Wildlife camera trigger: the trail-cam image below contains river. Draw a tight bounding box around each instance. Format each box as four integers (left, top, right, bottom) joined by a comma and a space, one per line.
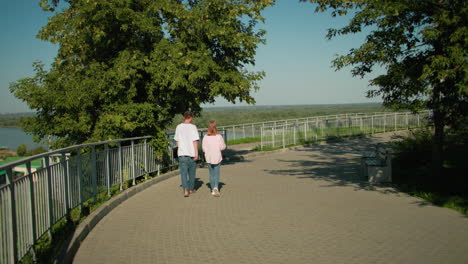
0, 127, 44, 151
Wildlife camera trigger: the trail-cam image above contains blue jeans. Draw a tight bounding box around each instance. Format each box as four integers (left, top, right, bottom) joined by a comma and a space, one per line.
208, 163, 220, 190
179, 156, 196, 190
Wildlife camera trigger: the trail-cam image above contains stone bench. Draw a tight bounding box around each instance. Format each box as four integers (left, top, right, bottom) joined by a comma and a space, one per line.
361, 143, 392, 183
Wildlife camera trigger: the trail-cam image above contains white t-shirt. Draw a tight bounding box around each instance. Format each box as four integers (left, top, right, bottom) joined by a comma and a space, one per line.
174, 123, 200, 157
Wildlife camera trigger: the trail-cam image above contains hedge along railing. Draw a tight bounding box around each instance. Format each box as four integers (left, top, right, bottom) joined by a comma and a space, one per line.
217, 111, 410, 141
0, 136, 177, 264
259, 111, 430, 149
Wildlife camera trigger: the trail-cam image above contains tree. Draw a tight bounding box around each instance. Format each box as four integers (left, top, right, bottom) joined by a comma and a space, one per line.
302, 0, 467, 176
10, 0, 274, 152
17, 144, 27, 157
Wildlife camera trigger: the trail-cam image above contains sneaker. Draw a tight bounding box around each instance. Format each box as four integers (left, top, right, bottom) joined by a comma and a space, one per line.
211, 190, 216, 196
213, 188, 220, 197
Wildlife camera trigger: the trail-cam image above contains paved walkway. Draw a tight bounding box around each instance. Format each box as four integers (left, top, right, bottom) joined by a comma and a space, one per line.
73, 132, 468, 264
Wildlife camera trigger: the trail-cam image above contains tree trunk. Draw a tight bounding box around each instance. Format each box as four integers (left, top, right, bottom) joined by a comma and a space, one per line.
432, 109, 445, 178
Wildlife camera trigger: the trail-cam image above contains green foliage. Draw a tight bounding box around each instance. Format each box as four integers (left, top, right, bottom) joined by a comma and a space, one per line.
303, 0, 467, 120
303, 0, 467, 177
17, 144, 27, 156
391, 129, 468, 215
11, 0, 274, 151
391, 128, 433, 168
26, 146, 48, 156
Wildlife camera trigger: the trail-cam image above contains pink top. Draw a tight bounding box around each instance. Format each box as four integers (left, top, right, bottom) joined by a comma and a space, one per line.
202, 134, 226, 164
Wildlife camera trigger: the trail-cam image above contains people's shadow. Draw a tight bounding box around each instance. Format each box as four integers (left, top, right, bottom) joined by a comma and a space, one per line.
194, 178, 204, 191
205, 182, 226, 191
181, 178, 205, 190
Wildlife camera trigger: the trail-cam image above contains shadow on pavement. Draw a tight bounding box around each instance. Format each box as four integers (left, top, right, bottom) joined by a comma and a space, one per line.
204, 182, 226, 191
263, 136, 400, 194
221, 148, 254, 165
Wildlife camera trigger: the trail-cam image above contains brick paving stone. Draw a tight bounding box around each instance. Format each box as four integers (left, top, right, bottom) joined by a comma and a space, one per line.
73, 132, 468, 264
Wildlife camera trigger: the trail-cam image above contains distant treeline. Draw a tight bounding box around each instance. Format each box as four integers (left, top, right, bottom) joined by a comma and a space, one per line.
1, 103, 389, 129
0, 112, 35, 128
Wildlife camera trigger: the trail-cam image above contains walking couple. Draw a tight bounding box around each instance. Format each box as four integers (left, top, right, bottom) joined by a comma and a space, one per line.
174, 111, 226, 197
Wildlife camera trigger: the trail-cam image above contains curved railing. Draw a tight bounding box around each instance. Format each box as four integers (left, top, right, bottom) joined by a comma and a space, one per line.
0, 136, 175, 264
258, 111, 430, 149
218, 111, 429, 142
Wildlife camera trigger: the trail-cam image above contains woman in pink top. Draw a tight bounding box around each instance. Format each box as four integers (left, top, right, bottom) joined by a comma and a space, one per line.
202, 121, 226, 197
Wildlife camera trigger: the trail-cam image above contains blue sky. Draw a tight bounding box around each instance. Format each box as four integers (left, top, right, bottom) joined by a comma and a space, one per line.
0, 0, 381, 114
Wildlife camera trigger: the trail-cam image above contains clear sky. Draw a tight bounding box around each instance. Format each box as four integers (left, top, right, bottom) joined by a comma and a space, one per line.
0, 0, 381, 114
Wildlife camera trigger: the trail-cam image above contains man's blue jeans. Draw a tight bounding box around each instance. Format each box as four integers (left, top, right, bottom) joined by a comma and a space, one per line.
208, 163, 220, 190
178, 156, 196, 190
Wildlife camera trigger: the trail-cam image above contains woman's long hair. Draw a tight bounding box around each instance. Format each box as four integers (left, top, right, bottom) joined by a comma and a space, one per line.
207, 120, 218, 136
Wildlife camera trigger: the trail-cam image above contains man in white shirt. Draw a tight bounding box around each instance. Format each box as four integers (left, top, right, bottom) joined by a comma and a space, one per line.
174, 111, 200, 197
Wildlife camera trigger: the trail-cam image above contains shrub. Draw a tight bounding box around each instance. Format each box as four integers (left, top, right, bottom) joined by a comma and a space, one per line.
17, 144, 27, 156
391, 128, 433, 169
26, 146, 47, 156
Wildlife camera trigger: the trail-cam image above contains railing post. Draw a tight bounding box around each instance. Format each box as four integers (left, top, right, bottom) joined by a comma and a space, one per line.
394, 113, 397, 131
232, 126, 236, 140
61, 153, 70, 219
336, 118, 339, 137
44, 157, 54, 239
417, 113, 420, 126
320, 119, 323, 138
282, 125, 285, 148
77, 150, 83, 210
242, 125, 245, 139
131, 140, 136, 186
304, 122, 307, 142
26, 162, 37, 252
144, 139, 148, 178
293, 125, 296, 145
383, 114, 386, 133
105, 144, 111, 197
260, 126, 263, 150
118, 143, 123, 191
371, 115, 374, 134
360, 116, 363, 132
272, 127, 275, 148
406, 112, 409, 128
91, 146, 97, 202
6, 168, 18, 263
252, 124, 254, 138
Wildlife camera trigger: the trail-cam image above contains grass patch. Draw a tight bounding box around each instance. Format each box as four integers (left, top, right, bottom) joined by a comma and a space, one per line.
227, 137, 261, 145
0, 156, 43, 167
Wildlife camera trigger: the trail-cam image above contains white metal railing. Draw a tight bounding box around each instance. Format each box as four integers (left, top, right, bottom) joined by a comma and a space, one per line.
218, 111, 411, 141
259, 111, 429, 149
0, 136, 177, 264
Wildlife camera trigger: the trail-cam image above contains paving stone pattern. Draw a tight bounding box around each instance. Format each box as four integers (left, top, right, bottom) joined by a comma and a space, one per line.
73, 133, 468, 264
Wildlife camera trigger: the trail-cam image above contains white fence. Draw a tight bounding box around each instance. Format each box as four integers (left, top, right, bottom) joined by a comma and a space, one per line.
218, 111, 417, 141
0, 136, 176, 264
259, 111, 429, 149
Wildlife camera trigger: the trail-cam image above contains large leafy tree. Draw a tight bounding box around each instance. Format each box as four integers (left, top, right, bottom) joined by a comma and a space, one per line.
302, 0, 467, 176
11, 0, 273, 150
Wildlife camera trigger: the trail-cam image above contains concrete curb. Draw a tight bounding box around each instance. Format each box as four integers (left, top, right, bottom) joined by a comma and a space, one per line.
54, 170, 180, 264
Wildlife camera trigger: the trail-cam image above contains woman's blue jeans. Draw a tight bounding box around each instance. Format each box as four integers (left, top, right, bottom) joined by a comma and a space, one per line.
178, 156, 196, 190
208, 163, 220, 190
